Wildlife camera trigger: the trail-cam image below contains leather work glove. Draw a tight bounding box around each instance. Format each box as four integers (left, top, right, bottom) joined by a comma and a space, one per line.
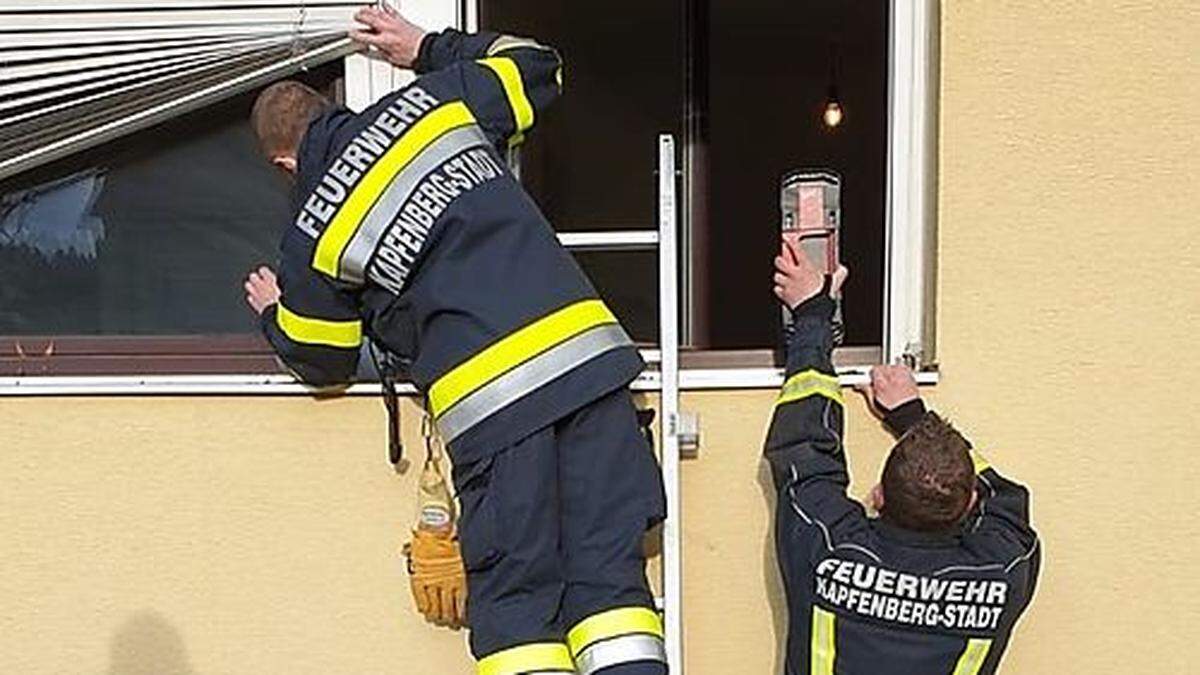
403, 529, 467, 628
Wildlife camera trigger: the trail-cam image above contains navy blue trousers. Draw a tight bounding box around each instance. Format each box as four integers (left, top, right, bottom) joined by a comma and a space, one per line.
453, 388, 668, 674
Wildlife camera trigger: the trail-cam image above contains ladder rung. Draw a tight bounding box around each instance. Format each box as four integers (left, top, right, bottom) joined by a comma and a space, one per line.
556, 230, 660, 251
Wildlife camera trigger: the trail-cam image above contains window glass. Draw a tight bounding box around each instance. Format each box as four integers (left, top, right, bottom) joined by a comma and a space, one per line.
0, 64, 342, 337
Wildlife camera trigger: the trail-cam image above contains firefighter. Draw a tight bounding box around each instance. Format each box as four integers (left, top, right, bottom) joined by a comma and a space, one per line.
765, 239, 1040, 674
242, 6, 667, 674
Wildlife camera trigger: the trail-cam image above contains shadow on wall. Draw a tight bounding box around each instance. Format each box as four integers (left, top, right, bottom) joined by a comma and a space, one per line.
757, 460, 787, 675
108, 611, 196, 675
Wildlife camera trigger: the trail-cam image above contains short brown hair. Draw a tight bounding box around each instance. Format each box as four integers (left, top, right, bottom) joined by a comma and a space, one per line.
881, 412, 975, 532
250, 80, 330, 158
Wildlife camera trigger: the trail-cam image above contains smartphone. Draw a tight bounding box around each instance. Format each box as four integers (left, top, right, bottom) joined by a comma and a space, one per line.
780, 169, 844, 344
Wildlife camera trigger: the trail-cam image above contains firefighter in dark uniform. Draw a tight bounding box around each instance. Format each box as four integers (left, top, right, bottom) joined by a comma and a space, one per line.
765, 240, 1040, 674
242, 7, 667, 674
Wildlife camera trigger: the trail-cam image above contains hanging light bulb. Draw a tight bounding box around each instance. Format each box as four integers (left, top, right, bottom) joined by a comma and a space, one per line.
823, 88, 844, 128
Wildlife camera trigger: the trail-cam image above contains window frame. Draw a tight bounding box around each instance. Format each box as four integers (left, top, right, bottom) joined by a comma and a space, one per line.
0, 0, 938, 393
884, 0, 939, 369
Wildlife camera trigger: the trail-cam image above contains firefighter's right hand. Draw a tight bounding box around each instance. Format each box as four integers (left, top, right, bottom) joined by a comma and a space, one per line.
351, 4, 427, 69
773, 239, 849, 310
403, 529, 467, 629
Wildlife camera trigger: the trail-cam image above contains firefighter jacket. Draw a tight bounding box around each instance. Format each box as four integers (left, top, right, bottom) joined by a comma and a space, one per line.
763, 294, 1040, 675
260, 29, 643, 465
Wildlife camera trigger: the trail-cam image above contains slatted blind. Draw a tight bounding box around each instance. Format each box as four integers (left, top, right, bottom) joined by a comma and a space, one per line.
0, 1, 362, 180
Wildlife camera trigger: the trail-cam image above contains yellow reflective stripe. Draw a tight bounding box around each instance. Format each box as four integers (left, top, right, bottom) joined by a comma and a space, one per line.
971, 449, 991, 474
429, 299, 617, 417
311, 101, 475, 277
275, 304, 362, 349
810, 606, 836, 675
478, 642, 573, 675
567, 607, 664, 656
478, 57, 535, 135
777, 369, 843, 407
952, 638, 993, 675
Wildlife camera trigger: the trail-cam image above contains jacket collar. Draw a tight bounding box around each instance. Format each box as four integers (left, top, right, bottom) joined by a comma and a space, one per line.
872, 517, 964, 548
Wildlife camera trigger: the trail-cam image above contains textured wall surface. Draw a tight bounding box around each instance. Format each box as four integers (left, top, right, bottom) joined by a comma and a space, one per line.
3, 1, 1199, 673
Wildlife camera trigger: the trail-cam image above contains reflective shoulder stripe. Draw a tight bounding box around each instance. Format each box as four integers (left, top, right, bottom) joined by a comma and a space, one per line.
952, 638, 993, 675
573, 634, 666, 675
312, 101, 476, 278
777, 369, 843, 407
338, 124, 490, 286
429, 299, 618, 418
810, 605, 836, 675
477, 56, 535, 136
971, 449, 991, 474
275, 303, 362, 349
477, 642, 574, 675
485, 34, 548, 56
567, 606, 664, 656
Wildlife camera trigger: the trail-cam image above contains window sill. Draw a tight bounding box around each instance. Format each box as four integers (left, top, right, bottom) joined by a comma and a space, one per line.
0, 346, 938, 396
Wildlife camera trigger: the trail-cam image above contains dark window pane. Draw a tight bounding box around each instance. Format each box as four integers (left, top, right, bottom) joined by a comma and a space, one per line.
480, 1, 684, 231
705, 0, 888, 347
0, 97, 288, 335
0, 64, 342, 337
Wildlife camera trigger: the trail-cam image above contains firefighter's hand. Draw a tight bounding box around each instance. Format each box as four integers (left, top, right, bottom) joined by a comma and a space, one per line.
404, 529, 467, 629
244, 266, 281, 315
860, 364, 920, 414
351, 4, 427, 69
773, 238, 848, 309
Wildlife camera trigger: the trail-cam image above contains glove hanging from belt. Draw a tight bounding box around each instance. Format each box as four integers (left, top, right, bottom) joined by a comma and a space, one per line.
401, 411, 467, 629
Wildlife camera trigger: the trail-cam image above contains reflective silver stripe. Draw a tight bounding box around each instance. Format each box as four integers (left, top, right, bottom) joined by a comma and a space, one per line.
573, 634, 667, 675
486, 34, 548, 56
436, 323, 632, 442
339, 124, 489, 284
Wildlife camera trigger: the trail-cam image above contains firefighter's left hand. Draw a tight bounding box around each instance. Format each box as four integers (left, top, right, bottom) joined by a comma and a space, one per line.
862, 364, 920, 412
351, 4, 427, 69
244, 266, 281, 315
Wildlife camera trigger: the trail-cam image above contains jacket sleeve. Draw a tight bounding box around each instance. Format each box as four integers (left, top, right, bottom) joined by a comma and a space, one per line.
260, 228, 363, 388
970, 451, 1040, 557
415, 28, 562, 149
763, 293, 862, 547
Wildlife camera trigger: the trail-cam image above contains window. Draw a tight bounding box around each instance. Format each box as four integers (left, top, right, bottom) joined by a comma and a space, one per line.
1, 0, 939, 384
0, 63, 343, 376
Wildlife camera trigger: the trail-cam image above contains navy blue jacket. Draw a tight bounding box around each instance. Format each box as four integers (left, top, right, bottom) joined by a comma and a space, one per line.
764, 295, 1040, 674
261, 29, 643, 464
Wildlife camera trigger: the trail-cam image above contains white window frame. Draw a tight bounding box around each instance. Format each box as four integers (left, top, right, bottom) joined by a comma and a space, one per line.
885, 0, 939, 370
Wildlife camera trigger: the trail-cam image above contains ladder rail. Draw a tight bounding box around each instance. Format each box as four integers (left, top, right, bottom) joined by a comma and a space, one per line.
657, 133, 684, 673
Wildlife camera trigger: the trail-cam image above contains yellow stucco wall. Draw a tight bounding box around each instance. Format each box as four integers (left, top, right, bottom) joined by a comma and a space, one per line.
3, 1, 1199, 673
